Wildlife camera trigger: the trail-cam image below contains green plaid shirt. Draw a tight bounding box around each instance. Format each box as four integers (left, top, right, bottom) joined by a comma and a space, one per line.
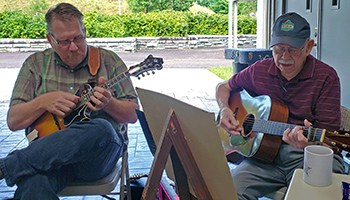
10, 46, 138, 135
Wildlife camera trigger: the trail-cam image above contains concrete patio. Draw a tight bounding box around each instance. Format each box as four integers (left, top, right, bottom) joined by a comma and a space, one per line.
0, 49, 226, 199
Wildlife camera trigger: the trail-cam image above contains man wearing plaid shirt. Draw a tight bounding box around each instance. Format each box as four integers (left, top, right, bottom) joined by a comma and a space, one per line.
0, 3, 139, 199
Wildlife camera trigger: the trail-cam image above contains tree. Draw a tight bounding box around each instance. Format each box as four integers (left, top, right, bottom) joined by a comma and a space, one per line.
209, 0, 228, 14
28, 0, 49, 15
196, 0, 256, 15
171, 0, 195, 11
237, 1, 257, 16
127, 0, 195, 13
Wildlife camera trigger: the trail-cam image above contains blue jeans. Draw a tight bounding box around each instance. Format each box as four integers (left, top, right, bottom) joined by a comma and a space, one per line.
0, 118, 124, 200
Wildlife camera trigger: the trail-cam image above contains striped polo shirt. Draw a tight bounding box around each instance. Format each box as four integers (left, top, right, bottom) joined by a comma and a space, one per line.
228, 55, 340, 131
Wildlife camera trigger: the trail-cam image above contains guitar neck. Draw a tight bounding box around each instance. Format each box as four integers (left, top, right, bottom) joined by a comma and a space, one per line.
74, 54, 163, 109
78, 72, 129, 108
102, 72, 129, 90
252, 118, 326, 142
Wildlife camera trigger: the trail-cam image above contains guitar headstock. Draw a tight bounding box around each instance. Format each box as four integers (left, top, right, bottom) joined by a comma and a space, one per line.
128, 55, 163, 79
314, 130, 350, 152
323, 136, 350, 153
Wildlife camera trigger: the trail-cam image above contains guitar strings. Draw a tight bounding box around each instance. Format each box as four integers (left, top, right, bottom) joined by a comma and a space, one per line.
232, 117, 324, 139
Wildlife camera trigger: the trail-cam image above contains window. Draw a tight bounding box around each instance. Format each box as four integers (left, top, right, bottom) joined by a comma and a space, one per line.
332, 0, 340, 9
306, 0, 312, 12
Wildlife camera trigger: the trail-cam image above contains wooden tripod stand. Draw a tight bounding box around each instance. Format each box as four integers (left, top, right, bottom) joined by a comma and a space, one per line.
141, 111, 212, 199
136, 87, 237, 200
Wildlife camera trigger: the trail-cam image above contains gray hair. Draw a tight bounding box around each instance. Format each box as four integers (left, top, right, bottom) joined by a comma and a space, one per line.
45, 3, 84, 33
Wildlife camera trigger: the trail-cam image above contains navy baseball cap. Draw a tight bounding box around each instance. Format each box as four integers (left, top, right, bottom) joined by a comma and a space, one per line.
270, 12, 310, 48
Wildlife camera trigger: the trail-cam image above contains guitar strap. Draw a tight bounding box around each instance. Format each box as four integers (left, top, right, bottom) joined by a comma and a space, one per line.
88, 46, 101, 76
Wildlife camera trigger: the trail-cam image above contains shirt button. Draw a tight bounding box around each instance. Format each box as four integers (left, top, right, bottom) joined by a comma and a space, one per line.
70, 87, 74, 90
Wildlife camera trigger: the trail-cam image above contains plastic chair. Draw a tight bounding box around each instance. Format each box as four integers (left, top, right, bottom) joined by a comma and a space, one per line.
59, 142, 131, 200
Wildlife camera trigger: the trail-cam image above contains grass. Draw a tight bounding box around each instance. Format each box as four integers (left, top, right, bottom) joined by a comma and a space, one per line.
208, 66, 233, 80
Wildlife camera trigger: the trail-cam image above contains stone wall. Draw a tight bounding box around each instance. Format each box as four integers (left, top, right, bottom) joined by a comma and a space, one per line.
0, 35, 257, 52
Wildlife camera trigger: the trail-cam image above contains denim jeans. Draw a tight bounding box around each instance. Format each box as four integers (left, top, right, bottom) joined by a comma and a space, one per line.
0, 118, 124, 200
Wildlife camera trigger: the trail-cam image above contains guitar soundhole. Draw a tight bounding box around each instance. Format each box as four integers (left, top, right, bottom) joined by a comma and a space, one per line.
242, 114, 254, 137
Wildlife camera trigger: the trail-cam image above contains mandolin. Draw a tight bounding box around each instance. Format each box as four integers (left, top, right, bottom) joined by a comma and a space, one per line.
26, 55, 163, 142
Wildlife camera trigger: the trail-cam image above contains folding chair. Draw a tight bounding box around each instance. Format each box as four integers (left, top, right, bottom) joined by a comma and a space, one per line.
59, 141, 131, 200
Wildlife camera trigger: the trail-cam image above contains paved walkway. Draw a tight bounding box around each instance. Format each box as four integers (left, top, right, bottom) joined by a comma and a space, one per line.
0, 49, 225, 199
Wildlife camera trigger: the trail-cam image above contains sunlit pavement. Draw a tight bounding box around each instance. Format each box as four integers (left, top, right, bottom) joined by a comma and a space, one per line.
0, 66, 223, 199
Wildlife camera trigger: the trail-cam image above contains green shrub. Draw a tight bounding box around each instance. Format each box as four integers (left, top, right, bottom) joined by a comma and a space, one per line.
0, 11, 46, 38
238, 15, 256, 34
0, 10, 256, 38
84, 12, 127, 38
121, 10, 190, 37
187, 12, 228, 35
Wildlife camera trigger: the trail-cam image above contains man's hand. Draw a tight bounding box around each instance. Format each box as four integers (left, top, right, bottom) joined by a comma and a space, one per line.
219, 107, 242, 136
282, 119, 312, 149
43, 91, 80, 118
87, 76, 113, 111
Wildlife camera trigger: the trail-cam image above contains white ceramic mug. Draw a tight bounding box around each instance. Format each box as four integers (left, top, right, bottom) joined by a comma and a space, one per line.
303, 145, 333, 187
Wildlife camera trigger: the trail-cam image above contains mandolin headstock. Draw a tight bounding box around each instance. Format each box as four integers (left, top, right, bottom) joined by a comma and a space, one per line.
128, 55, 163, 79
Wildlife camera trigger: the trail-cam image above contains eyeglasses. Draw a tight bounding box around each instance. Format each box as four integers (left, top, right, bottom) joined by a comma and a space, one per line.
273, 41, 308, 57
50, 33, 85, 48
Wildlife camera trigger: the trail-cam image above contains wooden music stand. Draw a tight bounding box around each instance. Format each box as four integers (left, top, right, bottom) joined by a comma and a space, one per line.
142, 110, 212, 199
136, 87, 237, 200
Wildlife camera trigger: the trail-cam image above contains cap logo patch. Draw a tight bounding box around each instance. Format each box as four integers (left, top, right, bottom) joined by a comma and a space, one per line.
281, 20, 294, 31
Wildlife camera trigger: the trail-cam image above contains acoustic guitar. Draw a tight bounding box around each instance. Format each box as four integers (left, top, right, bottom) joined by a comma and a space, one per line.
26, 55, 163, 142
218, 90, 350, 163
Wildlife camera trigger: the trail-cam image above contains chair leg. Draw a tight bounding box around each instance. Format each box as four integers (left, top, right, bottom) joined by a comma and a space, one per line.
119, 150, 131, 200
125, 158, 131, 200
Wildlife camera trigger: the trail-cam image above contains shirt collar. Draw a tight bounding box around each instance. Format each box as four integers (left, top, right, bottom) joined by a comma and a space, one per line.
54, 51, 89, 71
268, 55, 315, 81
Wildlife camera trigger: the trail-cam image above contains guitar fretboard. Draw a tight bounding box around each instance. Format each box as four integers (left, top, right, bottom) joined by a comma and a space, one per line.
77, 72, 129, 108
252, 119, 325, 142
71, 54, 163, 110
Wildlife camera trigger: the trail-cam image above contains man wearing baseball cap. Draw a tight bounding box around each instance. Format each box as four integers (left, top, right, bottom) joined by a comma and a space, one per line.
270, 12, 311, 49
216, 12, 343, 199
